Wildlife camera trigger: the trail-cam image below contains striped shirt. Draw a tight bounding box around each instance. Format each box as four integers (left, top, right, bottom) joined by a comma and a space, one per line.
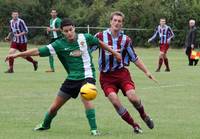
149, 25, 174, 44
95, 29, 138, 73
9, 18, 28, 43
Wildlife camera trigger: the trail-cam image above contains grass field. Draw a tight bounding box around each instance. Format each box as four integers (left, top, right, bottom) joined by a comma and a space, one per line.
0, 42, 200, 139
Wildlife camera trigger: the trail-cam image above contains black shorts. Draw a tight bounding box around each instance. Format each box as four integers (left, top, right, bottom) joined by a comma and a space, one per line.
59, 78, 96, 99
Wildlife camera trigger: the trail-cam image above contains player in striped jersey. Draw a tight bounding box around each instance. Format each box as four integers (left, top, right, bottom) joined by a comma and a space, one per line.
148, 18, 174, 72
94, 11, 157, 134
5, 18, 121, 136
4, 11, 38, 73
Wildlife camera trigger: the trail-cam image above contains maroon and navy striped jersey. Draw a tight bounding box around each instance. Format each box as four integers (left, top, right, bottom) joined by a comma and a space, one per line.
9, 18, 28, 43
95, 29, 138, 73
149, 25, 174, 44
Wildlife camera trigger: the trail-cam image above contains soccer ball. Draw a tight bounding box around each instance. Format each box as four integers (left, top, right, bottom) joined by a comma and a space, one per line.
80, 83, 97, 100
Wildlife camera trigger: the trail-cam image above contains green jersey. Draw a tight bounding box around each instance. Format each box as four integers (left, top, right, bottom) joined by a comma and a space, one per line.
38, 33, 99, 80
49, 17, 62, 39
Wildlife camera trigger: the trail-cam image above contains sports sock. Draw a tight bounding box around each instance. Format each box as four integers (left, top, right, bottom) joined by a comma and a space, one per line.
158, 58, 163, 70
9, 58, 14, 71
133, 101, 147, 120
42, 112, 57, 128
85, 109, 97, 130
25, 56, 35, 63
117, 106, 137, 128
164, 58, 170, 69
49, 56, 55, 71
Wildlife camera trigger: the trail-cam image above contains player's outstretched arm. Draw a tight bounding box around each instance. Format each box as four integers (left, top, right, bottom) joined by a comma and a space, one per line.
5, 48, 39, 61
99, 40, 122, 62
134, 57, 158, 83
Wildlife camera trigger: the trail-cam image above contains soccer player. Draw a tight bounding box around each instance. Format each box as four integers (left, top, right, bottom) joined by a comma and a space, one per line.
4, 10, 38, 73
148, 18, 174, 72
185, 19, 199, 66
94, 11, 157, 134
5, 18, 121, 136
46, 9, 62, 72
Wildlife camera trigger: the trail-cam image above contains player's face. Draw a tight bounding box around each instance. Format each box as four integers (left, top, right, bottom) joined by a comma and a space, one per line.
189, 20, 195, 27
12, 12, 19, 20
110, 15, 123, 32
160, 19, 166, 27
62, 25, 76, 41
51, 10, 57, 18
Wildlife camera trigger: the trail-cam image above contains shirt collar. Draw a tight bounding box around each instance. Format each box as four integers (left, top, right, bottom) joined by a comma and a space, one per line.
106, 28, 124, 37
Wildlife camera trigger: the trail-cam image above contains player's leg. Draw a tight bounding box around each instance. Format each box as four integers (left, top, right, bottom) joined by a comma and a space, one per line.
100, 70, 142, 133
5, 47, 17, 73
107, 92, 142, 133
156, 52, 164, 72
80, 78, 99, 135
163, 54, 170, 71
125, 89, 154, 129
19, 43, 38, 71
34, 92, 71, 130
48, 56, 55, 72
81, 98, 100, 136
119, 68, 154, 129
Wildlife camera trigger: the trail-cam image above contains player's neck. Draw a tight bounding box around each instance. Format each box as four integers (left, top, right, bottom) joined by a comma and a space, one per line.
160, 25, 166, 28
13, 18, 18, 21
67, 33, 77, 42
111, 30, 120, 38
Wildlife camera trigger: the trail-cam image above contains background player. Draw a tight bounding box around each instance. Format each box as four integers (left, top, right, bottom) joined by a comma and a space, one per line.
148, 18, 174, 72
4, 10, 38, 73
45, 9, 62, 72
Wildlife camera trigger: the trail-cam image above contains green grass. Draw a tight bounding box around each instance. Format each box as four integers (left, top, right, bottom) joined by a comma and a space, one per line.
0, 42, 200, 139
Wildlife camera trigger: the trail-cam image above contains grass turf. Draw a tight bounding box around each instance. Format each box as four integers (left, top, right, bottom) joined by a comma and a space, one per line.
0, 42, 200, 139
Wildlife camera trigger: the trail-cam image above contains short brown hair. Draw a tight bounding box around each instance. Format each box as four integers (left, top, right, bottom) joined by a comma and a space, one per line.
110, 11, 125, 21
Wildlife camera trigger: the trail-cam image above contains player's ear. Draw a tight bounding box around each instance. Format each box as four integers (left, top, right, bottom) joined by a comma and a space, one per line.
72, 26, 75, 32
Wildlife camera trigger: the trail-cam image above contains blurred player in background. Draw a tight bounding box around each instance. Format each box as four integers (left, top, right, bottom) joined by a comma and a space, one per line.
95, 11, 156, 134
5, 18, 121, 136
185, 19, 199, 66
4, 10, 38, 73
148, 18, 174, 72
46, 9, 62, 72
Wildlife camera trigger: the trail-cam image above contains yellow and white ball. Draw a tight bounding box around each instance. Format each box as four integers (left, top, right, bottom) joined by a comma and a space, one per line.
80, 83, 97, 100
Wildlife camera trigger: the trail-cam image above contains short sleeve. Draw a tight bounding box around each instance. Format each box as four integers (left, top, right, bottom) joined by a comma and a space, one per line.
85, 34, 100, 51
126, 38, 138, 62
38, 42, 57, 57
85, 33, 99, 46
56, 18, 62, 28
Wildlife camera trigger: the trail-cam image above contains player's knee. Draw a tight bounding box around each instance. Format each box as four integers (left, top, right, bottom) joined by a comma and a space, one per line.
84, 101, 94, 109
132, 99, 142, 109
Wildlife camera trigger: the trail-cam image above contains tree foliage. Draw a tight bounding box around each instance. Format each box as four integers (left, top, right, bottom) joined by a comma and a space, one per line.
0, 0, 200, 47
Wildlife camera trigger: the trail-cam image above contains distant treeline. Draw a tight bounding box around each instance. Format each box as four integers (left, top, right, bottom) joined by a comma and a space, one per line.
1, 0, 200, 47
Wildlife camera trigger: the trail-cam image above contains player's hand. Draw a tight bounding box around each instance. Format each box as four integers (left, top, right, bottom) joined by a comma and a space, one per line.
14, 34, 20, 37
145, 72, 158, 84
148, 39, 151, 43
5, 37, 10, 41
47, 27, 51, 32
115, 52, 122, 62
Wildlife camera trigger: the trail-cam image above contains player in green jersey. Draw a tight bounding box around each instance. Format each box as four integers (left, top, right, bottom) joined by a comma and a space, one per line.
46, 9, 62, 72
5, 18, 121, 136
